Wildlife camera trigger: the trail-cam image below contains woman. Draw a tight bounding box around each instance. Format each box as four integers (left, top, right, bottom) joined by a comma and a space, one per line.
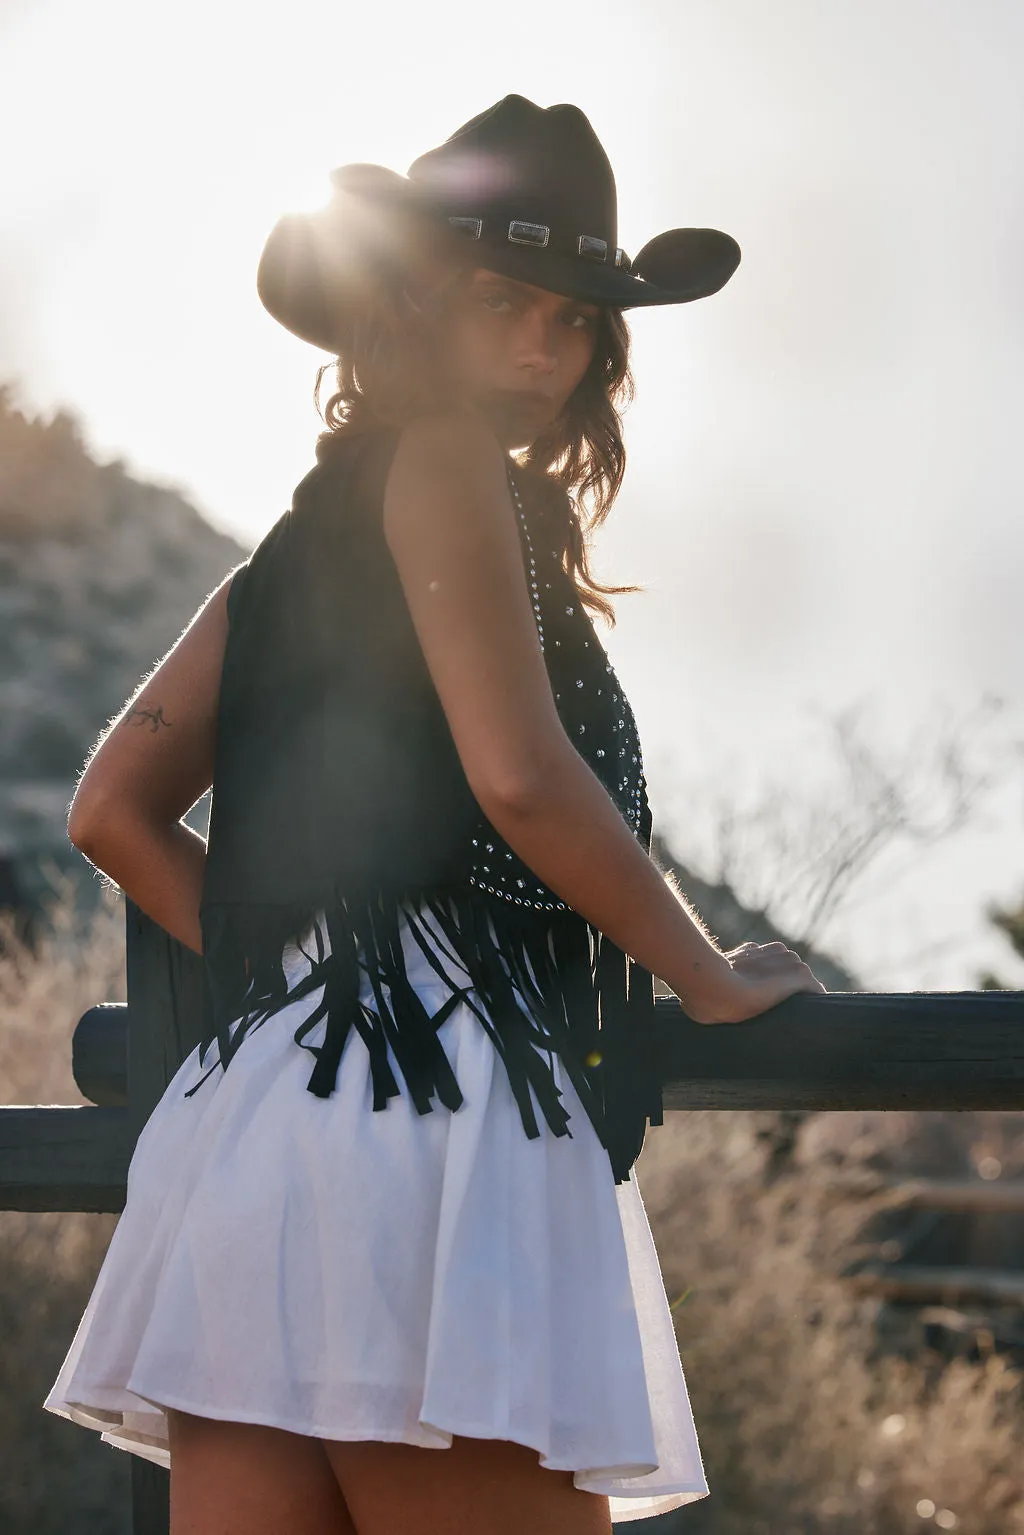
44, 96, 826, 1533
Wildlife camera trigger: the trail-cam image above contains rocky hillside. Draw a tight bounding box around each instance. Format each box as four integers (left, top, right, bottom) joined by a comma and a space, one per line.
0, 383, 248, 909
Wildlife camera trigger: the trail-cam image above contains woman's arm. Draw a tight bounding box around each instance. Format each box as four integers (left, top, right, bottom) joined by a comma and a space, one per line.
381, 414, 740, 1020
383, 413, 824, 1024
67, 565, 243, 954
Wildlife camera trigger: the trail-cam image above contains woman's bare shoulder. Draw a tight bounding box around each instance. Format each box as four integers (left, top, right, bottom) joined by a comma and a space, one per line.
382, 410, 510, 544
379, 413, 563, 808
389, 409, 506, 475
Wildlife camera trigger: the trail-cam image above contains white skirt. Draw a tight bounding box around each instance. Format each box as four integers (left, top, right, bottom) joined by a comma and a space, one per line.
43, 900, 709, 1524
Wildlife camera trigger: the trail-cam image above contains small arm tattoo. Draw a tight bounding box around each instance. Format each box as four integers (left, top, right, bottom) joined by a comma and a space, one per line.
123, 703, 172, 732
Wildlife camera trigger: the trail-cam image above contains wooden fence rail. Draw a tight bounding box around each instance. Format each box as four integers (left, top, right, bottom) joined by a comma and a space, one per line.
829, 1175, 1024, 1215
846, 1264, 1024, 1306
3, 901, 1024, 1532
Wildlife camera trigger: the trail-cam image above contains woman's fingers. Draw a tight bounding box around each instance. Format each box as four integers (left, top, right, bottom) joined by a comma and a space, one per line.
726, 941, 829, 994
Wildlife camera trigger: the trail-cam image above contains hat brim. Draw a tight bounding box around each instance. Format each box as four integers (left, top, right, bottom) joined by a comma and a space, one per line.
257, 162, 741, 352
449, 230, 741, 310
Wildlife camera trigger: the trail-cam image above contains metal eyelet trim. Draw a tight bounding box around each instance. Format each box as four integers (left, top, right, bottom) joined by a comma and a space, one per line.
448, 216, 482, 238
503, 463, 567, 911
468, 462, 649, 913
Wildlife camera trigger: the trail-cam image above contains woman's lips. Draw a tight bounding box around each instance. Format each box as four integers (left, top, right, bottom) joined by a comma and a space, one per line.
484, 389, 554, 421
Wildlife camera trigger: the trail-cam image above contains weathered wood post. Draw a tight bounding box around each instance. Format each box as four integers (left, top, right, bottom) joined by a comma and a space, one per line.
123, 899, 206, 1534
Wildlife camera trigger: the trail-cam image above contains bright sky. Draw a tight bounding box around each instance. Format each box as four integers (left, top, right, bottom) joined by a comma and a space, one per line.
3, 0, 1024, 989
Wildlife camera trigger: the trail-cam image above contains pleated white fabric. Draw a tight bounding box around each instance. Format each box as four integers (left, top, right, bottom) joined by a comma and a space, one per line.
43, 901, 709, 1523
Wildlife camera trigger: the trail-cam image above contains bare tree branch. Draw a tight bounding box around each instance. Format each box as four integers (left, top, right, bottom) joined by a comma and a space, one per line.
651, 692, 1018, 954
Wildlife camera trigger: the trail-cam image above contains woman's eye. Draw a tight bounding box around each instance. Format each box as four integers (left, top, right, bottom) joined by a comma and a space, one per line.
480, 293, 514, 314
565, 310, 597, 330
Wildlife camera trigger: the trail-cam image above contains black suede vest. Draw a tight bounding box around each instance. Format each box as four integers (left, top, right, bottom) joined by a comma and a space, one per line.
189, 424, 664, 1183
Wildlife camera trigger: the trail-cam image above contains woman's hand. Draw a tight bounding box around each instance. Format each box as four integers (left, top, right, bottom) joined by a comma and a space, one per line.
692, 941, 828, 1025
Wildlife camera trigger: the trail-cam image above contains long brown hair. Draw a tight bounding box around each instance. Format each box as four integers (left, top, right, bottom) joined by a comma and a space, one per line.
313, 244, 641, 626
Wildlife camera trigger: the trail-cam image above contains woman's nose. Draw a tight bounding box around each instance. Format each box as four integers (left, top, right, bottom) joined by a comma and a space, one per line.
515, 310, 558, 373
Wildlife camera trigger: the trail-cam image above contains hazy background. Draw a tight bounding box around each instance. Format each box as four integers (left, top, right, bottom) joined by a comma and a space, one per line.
2, 0, 1023, 990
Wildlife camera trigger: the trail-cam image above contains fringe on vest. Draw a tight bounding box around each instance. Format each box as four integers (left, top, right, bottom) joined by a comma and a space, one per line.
186, 888, 665, 1185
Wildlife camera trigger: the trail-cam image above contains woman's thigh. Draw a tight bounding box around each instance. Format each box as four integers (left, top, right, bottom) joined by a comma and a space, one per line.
167, 1407, 357, 1535
322, 1432, 613, 1535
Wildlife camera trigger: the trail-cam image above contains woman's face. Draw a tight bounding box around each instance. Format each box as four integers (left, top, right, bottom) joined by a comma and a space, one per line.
440, 267, 602, 449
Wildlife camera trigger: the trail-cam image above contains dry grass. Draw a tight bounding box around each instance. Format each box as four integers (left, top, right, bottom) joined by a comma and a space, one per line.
636, 1110, 1024, 1533
0, 875, 126, 1108
2, 888, 1023, 1531
0, 885, 130, 1533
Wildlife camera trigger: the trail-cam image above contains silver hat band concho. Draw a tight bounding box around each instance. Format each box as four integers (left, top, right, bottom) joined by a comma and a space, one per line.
448, 215, 631, 271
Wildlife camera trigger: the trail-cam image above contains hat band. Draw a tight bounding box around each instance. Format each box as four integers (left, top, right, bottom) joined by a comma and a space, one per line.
448, 215, 632, 272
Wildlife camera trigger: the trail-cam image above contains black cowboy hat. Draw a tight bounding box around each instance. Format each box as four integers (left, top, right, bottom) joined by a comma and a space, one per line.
257, 94, 741, 353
